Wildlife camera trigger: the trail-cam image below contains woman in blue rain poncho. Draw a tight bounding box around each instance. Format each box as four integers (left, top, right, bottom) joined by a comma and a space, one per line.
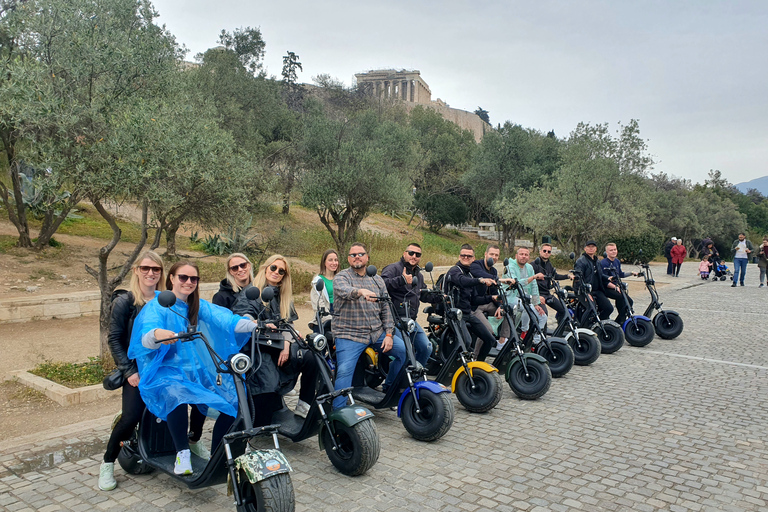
128, 261, 256, 476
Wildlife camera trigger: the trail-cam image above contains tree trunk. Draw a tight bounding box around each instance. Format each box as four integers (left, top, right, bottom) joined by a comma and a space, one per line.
282, 192, 290, 215
33, 194, 80, 250
0, 160, 33, 248
165, 218, 182, 258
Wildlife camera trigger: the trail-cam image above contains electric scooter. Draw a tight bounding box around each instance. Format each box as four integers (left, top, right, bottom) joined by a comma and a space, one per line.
603, 265, 655, 347
421, 263, 504, 413
347, 265, 454, 442
637, 260, 684, 339
116, 291, 295, 512
243, 286, 380, 477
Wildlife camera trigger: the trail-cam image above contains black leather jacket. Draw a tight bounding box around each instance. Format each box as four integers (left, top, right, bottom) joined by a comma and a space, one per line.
108, 291, 140, 379
531, 257, 569, 297
574, 253, 610, 293
445, 262, 482, 314
381, 257, 426, 320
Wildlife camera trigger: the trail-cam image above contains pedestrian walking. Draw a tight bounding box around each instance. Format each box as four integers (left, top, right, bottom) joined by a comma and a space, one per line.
671, 238, 687, 277
731, 232, 754, 287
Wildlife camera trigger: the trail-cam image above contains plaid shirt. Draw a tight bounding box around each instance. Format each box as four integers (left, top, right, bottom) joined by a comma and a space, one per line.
332, 267, 393, 344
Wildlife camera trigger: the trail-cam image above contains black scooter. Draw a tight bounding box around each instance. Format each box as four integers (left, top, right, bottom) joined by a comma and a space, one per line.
421, 263, 504, 413
638, 261, 684, 339
603, 265, 655, 347
567, 263, 625, 354
545, 267, 601, 366
348, 265, 454, 442
242, 286, 380, 477
491, 276, 552, 400
116, 291, 295, 512
503, 263, 575, 378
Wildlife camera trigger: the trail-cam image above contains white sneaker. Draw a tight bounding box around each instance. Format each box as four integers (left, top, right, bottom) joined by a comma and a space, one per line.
495, 340, 506, 350
174, 449, 193, 475
98, 462, 117, 491
189, 439, 210, 460
286, 388, 298, 397
294, 400, 311, 419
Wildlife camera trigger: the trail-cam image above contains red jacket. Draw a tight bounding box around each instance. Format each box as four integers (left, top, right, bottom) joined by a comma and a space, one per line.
671, 244, 687, 264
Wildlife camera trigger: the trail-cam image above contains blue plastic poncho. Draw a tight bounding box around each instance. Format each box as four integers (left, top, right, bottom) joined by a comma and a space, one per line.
128, 294, 250, 421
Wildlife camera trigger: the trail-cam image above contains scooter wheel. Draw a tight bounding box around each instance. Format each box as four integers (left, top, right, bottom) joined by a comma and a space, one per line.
653, 312, 684, 339
507, 358, 551, 400
117, 442, 154, 475
570, 332, 601, 366
454, 369, 503, 413
536, 342, 574, 378
401, 390, 454, 442
593, 322, 624, 354
624, 318, 655, 347
237, 471, 295, 512
322, 419, 380, 476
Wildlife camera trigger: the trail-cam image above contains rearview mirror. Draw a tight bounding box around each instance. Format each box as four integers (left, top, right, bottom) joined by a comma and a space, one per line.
315, 279, 325, 292
245, 287, 260, 301
366, 265, 377, 277
486, 257, 495, 269
261, 286, 275, 302
425, 262, 433, 272
158, 290, 176, 308
569, 252, 575, 260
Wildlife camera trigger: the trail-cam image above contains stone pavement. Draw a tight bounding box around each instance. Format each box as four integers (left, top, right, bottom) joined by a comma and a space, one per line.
1, 263, 767, 511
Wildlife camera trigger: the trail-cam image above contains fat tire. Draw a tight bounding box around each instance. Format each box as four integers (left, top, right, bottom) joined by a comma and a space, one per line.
570, 332, 601, 366
237, 472, 295, 512
653, 312, 684, 339
400, 390, 454, 442
535, 342, 574, 378
593, 322, 624, 354
624, 318, 655, 347
454, 369, 503, 413
507, 358, 552, 400
322, 420, 379, 476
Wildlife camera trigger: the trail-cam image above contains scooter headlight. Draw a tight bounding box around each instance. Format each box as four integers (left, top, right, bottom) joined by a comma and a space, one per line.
585, 283, 592, 293
406, 319, 416, 334
230, 353, 252, 374
310, 333, 328, 351
455, 309, 463, 321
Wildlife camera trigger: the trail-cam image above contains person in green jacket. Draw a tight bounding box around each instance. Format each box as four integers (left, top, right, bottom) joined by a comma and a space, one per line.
499, 247, 547, 347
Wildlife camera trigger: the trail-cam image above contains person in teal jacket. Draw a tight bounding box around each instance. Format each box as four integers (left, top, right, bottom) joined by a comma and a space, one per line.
499, 247, 547, 347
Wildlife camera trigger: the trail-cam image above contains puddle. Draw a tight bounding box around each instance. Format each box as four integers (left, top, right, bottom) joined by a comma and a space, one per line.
0, 438, 107, 478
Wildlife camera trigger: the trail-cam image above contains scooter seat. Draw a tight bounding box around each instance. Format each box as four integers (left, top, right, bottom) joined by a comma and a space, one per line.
427, 314, 445, 325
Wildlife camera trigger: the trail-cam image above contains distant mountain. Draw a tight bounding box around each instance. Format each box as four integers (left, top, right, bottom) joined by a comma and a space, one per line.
735, 176, 768, 196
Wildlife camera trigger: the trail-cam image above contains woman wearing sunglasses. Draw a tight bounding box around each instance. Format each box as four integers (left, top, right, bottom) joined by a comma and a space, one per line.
310, 249, 338, 330
212, 253, 254, 310
128, 261, 256, 476
99, 251, 165, 491
233, 255, 319, 424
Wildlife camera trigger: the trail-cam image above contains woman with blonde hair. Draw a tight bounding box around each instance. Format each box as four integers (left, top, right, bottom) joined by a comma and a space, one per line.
212, 253, 254, 309
99, 251, 165, 491
234, 254, 319, 423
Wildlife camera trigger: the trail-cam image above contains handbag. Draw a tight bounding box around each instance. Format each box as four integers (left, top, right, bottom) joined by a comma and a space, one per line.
253, 330, 285, 352
103, 368, 125, 391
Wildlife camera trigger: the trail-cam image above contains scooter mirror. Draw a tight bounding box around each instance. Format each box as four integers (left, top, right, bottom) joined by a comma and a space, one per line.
245, 286, 260, 301
366, 265, 377, 277
603, 251, 607, 258
569, 252, 575, 260
315, 279, 325, 292
261, 286, 275, 302
503, 258, 510, 266
425, 262, 434, 272
486, 257, 495, 268
158, 290, 177, 308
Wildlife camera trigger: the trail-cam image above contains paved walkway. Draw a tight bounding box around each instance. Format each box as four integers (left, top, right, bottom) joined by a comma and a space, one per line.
1, 263, 767, 511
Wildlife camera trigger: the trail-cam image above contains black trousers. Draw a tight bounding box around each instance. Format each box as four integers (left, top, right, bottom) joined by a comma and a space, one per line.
104, 381, 145, 463
167, 404, 234, 454
542, 295, 566, 323
666, 257, 674, 275
604, 288, 633, 324
462, 313, 498, 362
590, 290, 614, 321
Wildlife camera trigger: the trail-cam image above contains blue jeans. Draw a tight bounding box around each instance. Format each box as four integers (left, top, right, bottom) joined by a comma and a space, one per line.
408, 323, 432, 366
333, 332, 407, 409
733, 257, 748, 284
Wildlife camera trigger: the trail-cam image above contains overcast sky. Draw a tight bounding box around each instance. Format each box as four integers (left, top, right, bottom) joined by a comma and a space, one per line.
151, 0, 767, 186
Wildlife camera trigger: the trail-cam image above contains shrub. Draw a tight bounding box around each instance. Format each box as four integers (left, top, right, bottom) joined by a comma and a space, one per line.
415, 192, 469, 233
609, 228, 664, 264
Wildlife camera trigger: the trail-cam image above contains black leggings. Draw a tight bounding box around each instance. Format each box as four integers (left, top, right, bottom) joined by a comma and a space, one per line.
673, 263, 682, 276
104, 381, 145, 463
166, 404, 235, 454
462, 314, 498, 362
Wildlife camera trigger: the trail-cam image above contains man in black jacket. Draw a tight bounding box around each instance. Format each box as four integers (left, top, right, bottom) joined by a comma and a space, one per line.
664, 237, 676, 275
574, 240, 618, 320
445, 244, 498, 361
531, 243, 573, 324
381, 243, 430, 365
469, 244, 502, 358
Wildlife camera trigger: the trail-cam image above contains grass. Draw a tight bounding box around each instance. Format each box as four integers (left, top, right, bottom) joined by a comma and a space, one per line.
0, 234, 16, 253
29, 268, 60, 281
29, 357, 106, 388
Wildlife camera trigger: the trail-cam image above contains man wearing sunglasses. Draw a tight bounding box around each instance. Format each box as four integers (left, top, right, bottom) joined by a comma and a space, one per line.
445, 244, 499, 362
381, 243, 431, 366
332, 242, 407, 409
468, 244, 504, 359
531, 243, 573, 325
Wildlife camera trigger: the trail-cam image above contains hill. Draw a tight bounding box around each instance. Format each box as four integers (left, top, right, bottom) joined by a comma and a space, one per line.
735, 176, 768, 196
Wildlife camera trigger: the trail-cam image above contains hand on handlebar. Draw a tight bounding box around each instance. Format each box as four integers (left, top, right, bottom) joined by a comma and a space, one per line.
154, 328, 179, 344
358, 288, 378, 302
534, 273, 545, 280
480, 278, 496, 286
499, 277, 516, 285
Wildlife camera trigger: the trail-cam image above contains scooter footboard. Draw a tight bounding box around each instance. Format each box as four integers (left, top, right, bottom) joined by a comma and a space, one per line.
449, 361, 498, 392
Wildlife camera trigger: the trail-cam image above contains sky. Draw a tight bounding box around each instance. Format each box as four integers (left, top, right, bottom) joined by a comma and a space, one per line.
150, 0, 768, 186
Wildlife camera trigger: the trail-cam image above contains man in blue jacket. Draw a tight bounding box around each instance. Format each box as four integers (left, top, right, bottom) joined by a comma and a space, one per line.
600, 243, 637, 325
574, 240, 617, 320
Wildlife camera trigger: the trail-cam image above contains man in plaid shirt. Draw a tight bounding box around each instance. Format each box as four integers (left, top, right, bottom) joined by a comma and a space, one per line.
332, 242, 407, 409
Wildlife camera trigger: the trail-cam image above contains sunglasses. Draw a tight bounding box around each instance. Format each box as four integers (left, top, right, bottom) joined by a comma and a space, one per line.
541, 250, 551, 254
407, 250, 422, 257
269, 264, 286, 276
176, 274, 199, 284
459, 254, 474, 259
138, 265, 162, 274
229, 261, 249, 272
349, 252, 366, 258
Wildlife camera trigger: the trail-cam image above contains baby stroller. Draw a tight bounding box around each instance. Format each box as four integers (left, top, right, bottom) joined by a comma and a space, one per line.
711, 259, 731, 281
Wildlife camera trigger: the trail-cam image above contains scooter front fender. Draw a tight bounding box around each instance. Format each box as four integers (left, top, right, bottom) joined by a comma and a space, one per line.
545, 336, 570, 346
231, 449, 292, 485
364, 346, 378, 365
622, 315, 652, 330
450, 361, 498, 392
506, 353, 548, 380
574, 327, 597, 337
396, 380, 450, 417
318, 405, 375, 450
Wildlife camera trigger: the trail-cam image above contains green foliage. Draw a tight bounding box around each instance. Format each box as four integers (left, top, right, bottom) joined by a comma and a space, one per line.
194, 218, 261, 257
291, 268, 314, 294
415, 192, 468, 232
0, 234, 17, 253
30, 357, 106, 388
608, 228, 664, 264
